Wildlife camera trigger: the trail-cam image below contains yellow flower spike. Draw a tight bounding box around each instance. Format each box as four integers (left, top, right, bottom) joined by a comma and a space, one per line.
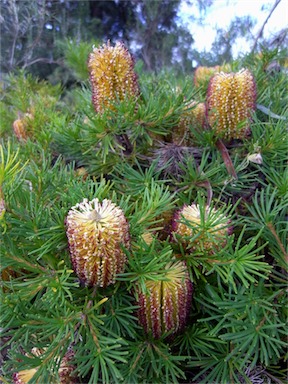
13, 347, 77, 384
206, 69, 256, 141
172, 204, 232, 254
194, 64, 231, 88
66, 198, 130, 287
13, 368, 39, 384
12, 113, 34, 142
140, 232, 154, 245
88, 41, 139, 114
137, 261, 193, 339
172, 101, 206, 145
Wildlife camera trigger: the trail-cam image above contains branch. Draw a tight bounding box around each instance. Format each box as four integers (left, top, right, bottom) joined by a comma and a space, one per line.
8, 0, 20, 71
22, 57, 64, 69
251, 0, 282, 53
23, 0, 47, 67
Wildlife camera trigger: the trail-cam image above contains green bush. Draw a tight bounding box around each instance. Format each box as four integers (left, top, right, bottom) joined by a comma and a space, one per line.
0, 44, 287, 384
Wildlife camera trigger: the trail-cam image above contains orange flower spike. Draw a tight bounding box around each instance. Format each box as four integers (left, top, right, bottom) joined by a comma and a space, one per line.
137, 261, 193, 339
66, 198, 130, 287
88, 41, 139, 114
206, 69, 256, 141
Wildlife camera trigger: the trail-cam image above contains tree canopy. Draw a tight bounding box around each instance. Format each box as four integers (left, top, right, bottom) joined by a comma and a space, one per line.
0, 0, 287, 78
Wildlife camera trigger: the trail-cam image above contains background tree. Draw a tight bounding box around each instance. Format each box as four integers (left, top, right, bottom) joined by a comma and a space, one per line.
88, 0, 136, 42
0, 0, 198, 76
130, 0, 185, 71
0, 0, 94, 78
0, 0, 287, 79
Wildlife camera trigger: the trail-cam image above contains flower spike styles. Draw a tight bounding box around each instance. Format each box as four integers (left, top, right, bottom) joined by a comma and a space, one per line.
66, 198, 130, 287
172, 204, 232, 254
206, 69, 256, 141
13, 348, 77, 384
137, 261, 193, 339
172, 101, 206, 145
88, 41, 139, 114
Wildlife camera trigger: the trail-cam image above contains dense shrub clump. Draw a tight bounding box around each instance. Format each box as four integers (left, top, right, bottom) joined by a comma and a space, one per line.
0, 43, 287, 383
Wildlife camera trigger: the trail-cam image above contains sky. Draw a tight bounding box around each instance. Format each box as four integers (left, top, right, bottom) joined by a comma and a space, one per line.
178, 0, 288, 58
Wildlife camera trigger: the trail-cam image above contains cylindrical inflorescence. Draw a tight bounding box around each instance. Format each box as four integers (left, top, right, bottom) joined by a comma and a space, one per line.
12, 113, 33, 142
172, 204, 232, 254
13, 348, 77, 384
172, 101, 206, 145
194, 64, 231, 88
206, 68, 256, 141
66, 198, 130, 287
137, 261, 193, 339
88, 41, 139, 114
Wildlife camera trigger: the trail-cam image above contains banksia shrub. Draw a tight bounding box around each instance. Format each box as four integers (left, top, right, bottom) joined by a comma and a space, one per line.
1, 44, 287, 384
171, 204, 231, 254
13, 348, 76, 384
206, 68, 257, 141
136, 261, 193, 339
66, 198, 130, 287
88, 41, 139, 114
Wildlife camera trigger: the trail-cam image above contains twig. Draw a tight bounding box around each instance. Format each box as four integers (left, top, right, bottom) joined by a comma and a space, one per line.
8, 0, 20, 71
23, 0, 47, 67
251, 0, 282, 53
22, 57, 64, 69
266, 222, 288, 265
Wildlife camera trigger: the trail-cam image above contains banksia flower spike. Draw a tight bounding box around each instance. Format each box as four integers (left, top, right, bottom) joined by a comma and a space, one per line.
13, 367, 38, 384
172, 101, 206, 145
172, 204, 232, 254
66, 198, 129, 287
137, 261, 193, 339
12, 113, 33, 142
194, 64, 231, 88
206, 68, 257, 141
13, 348, 77, 384
88, 41, 139, 114
194, 66, 220, 88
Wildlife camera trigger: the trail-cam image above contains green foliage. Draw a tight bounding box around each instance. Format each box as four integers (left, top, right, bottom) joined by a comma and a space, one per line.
1, 47, 287, 384
0, 71, 62, 141
59, 39, 97, 82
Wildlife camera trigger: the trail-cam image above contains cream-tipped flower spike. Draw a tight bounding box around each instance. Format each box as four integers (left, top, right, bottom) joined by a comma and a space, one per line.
137, 261, 193, 339
194, 64, 231, 88
88, 41, 139, 114
172, 101, 206, 145
206, 68, 256, 141
172, 204, 231, 254
13, 348, 76, 384
12, 113, 33, 142
66, 198, 130, 287
13, 368, 38, 384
